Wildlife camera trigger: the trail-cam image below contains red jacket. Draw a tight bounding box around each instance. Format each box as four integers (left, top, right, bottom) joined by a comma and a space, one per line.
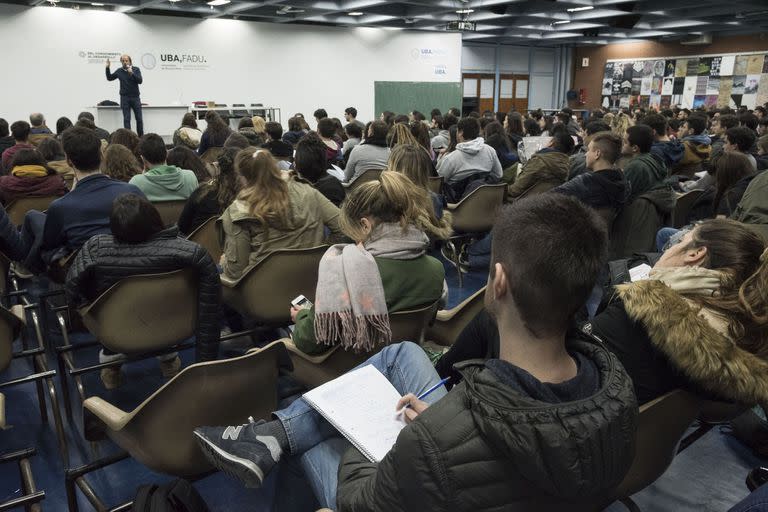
1, 143, 35, 173
0, 169, 67, 205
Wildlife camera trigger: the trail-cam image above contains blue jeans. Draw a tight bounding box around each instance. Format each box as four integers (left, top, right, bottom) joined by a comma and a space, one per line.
728, 483, 768, 512
656, 227, 680, 252
467, 233, 491, 270
120, 95, 143, 135
273, 342, 447, 510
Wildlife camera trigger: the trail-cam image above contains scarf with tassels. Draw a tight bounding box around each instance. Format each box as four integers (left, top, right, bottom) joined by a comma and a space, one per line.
11, 165, 48, 178
314, 222, 429, 352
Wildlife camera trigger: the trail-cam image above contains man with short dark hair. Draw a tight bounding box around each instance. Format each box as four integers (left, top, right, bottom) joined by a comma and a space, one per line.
558, 107, 580, 137
40, 127, 145, 263
1, 121, 34, 173
0, 119, 14, 157
724, 126, 758, 171
673, 114, 711, 177
77, 112, 110, 141
639, 113, 684, 171
344, 107, 365, 131
436, 116, 502, 189
261, 122, 294, 169
129, 133, 198, 201
313, 108, 328, 128
554, 132, 629, 213
28, 113, 52, 135
430, 113, 456, 153
622, 124, 667, 198
193, 194, 637, 511
568, 120, 610, 180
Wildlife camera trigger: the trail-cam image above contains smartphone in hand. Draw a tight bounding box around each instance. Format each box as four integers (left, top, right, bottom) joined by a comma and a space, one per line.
291, 295, 313, 310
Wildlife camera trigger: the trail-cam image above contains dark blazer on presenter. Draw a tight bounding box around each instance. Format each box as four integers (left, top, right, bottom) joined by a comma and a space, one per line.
105, 55, 144, 135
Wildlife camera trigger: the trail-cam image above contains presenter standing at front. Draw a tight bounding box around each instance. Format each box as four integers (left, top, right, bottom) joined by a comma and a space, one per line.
105, 55, 144, 135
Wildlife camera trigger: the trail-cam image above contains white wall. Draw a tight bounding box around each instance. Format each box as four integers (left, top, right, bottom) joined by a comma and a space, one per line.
0, 5, 461, 129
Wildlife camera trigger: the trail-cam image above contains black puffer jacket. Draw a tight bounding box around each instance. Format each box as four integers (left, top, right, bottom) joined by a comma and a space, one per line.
337, 340, 637, 512
65, 227, 221, 361
0, 205, 29, 261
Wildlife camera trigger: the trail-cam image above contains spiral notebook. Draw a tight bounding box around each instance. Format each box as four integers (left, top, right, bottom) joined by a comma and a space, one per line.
302, 365, 407, 463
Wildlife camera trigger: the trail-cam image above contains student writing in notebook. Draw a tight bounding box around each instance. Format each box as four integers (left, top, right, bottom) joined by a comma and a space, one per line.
194, 194, 638, 511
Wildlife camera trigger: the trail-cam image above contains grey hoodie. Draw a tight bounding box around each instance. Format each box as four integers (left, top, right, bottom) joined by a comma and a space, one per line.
436, 137, 502, 185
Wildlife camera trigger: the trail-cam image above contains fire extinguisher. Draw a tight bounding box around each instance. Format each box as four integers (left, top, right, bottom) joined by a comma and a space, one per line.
579, 88, 586, 105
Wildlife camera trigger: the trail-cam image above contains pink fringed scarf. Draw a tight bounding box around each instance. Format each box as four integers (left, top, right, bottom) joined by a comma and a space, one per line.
313, 223, 428, 352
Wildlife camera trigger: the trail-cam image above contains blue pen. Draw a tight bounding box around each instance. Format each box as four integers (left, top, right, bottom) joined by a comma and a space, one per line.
402, 377, 451, 410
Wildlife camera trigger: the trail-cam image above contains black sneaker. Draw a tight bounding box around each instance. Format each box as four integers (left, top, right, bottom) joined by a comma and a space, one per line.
194, 422, 282, 488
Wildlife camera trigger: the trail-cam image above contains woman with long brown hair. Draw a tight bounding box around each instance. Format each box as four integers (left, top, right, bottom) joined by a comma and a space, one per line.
290, 171, 446, 355
218, 148, 343, 280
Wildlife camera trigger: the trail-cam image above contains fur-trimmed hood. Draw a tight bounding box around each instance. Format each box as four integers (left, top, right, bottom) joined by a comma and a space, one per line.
616, 279, 768, 405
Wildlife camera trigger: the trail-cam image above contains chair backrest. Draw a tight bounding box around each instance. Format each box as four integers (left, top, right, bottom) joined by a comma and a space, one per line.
6, 196, 59, 226
450, 183, 507, 233
427, 286, 486, 347
427, 176, 444, 195
0, 306, 22, 373
389, 301, 440, 344
78, 269, 198, 354
187, 216, 221, 263
151, 200, 187, 228
345, 169, 382, 192
671, 190, 705, 228
611, 389, 700, 499
200, 147, 224, 164
595, 207, 617, 235
222, 246, 328, 325
97, 341, 282, 476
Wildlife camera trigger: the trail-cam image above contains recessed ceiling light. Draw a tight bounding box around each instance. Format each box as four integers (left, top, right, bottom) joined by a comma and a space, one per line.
206, 0, 229, 5
169, 0, 182, 3
456, 8, 474, 14
348, 11, 363, 16
552, 20, 571, 25
91, 2, 104, 5
567, 6, 594, 12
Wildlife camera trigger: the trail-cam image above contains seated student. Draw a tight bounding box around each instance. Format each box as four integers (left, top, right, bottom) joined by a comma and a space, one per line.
65, 194, 221, 388
282, 116, 307, 147
219, 148, 343, 281
589, 219, 768, 405
37, 137, 75, 182
640, 113, 684, 172
436, 116, 502, 196
177, 147, 239, 236
237, 117, 265, 147
344, 121, 390, 183
387, 143, 451, 228
430, 113, 456, 155
130, 134, 199, 201
552, 132, 629, 213
342, 122, 362, 156
194, 193, 637, 510
102, 144, 141, 183
709, 114, 739, 165
673, 114, 711, 177
40, 127, 145, 265
261, 122, 294, 170
0, 149, 67, 205
290, 172, 446, 355
316, 118, 342, 165
507, 127, 574, 201
504, 111, 525, 150
172, 113, 203, 150
1, 121, 35, 173
725, 126, 759, 171
622, 124, 668, 199
109, 128, 142, 166
484, 121, 518, 170
293, 133, 346, 207
757, 134, 768, 171
0, 119, 14, 156
0, 205, 30, 262
687, 152, 757, 221
167, 146, 210, 184
568, 120, 610, 180
408, 121, 435, 161
224, 132, 250, 150
198, 111, 232, 156
28, 113, 52, 136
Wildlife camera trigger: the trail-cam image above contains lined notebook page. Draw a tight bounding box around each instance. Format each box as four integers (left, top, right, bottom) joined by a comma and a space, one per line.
302, 365, 407, 462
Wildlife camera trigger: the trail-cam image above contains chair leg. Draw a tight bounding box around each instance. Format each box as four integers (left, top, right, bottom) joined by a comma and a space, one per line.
446, 240, 464, 288
34, 377, 48, 426
57, 350, 73, 420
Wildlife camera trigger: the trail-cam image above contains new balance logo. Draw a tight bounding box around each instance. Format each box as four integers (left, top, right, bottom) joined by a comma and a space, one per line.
222, 425, 243, 440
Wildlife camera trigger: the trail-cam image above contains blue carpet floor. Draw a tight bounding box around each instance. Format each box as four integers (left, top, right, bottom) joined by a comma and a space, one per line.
1, 252, 766, 511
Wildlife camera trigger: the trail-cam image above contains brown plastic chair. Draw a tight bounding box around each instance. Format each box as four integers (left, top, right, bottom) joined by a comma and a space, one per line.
605, 389, 700, 510
82, 341, 283, 477
5, 196, 59, 226
445, 183, 507, 286
426, 286, 486, 347
344, 169, 383, 192
151, 200, 187, 228
285, 301, 440, 389
222, 246, 327, 327
428, 176, 444, 194
200, 147, 224, 164
671, 190, 704, 228
187, 216, 221, 263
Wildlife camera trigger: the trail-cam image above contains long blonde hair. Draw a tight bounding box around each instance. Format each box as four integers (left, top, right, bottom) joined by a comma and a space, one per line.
340, 171, 451, 241
387, 123, 421, 148
235, 148, 290, 229
251, 116, 267, 135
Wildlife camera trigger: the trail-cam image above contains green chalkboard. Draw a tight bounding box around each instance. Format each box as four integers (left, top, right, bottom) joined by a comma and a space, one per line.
374, 81, 462, 117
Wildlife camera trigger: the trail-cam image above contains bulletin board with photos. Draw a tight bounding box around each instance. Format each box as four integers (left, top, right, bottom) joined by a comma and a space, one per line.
601, 52, 768, 111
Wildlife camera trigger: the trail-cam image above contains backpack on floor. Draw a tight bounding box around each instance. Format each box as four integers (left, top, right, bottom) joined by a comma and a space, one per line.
132, 479, 210, 512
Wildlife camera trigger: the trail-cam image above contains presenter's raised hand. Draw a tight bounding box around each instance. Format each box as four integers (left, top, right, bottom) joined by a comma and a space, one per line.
106, 58, 110, 67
